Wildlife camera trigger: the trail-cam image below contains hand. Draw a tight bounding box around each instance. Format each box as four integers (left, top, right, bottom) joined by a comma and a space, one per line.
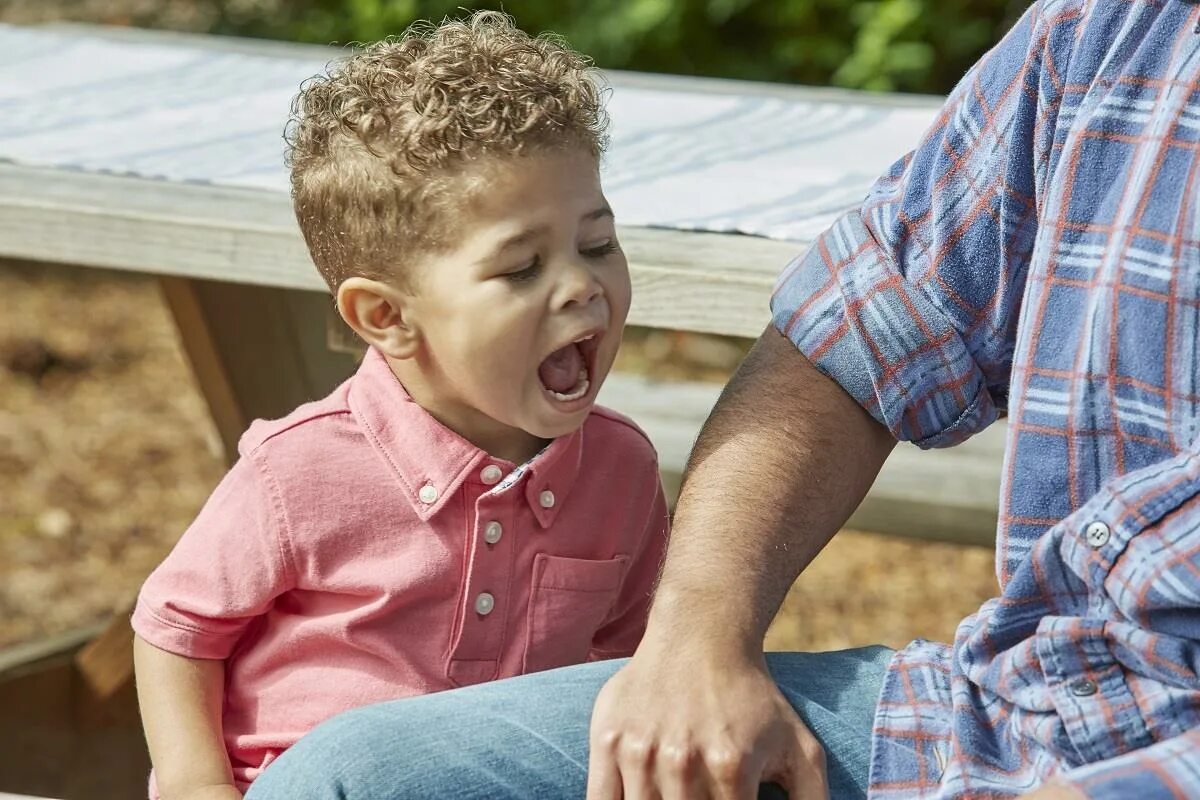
1021, 782, 1086, 800
587, 639, 827, 800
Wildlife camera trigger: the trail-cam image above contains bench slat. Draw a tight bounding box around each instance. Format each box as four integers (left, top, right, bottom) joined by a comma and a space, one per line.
0, 163, 799, 339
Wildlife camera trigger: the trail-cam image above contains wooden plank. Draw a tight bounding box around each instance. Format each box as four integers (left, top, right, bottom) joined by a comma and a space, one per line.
0, 626, 104, 679
73, 614, 134, 702
159, 278, 358, 454
159, 278, 250, 459
0, 163, 796, 340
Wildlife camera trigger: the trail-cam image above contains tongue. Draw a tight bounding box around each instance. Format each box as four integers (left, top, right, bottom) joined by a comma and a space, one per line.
539, 343, 583, 393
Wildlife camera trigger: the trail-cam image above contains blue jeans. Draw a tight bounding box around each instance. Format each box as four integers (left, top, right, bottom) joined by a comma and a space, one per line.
247, 646, 893, 800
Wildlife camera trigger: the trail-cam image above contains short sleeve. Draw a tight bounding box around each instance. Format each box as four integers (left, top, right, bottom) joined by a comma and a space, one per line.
771, 0, 1079, 448
132, 453, 295, 660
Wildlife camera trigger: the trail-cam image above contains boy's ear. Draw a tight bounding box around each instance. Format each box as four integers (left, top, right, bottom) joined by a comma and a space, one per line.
335, 277, 421, 359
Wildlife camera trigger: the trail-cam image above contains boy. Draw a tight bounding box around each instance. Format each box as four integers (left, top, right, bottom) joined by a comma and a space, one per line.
131, 12, 668, 799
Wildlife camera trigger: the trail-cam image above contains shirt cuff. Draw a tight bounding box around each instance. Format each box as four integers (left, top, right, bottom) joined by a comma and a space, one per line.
771, 209, 998, 448
131, 598, 242, 660
1063, 730, 1200, 800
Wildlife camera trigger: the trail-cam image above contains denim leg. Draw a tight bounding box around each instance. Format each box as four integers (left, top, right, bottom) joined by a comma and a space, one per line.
246, 646, 892, 800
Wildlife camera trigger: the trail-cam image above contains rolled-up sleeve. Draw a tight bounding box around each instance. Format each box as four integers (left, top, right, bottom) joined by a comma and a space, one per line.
772, 0, 1070, 448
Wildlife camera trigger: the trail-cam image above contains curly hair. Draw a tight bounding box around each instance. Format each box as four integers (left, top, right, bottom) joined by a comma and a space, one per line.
285, 11, 610, 291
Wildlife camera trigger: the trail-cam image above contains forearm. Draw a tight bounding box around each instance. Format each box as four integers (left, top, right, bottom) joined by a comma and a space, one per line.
134, 634, 237, 798
647, 325, 896, 655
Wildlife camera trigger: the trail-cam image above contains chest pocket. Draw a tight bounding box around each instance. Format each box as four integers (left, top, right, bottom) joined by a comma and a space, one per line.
522, 552, 628, 674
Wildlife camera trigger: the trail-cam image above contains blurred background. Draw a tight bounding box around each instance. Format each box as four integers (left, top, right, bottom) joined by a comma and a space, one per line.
0, 0, 1009, 661
2, 0, 1029, 93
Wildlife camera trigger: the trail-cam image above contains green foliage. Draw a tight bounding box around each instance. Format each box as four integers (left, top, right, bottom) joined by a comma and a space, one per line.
210, 0, 1031, 95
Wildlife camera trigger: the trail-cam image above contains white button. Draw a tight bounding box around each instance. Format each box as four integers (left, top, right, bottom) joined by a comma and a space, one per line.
480, 465, 503, 485
1085, 521, 1110, 548
483, 521, 503, 544
418, 484, 439, 504
474, 592, 495, 615
539, 490, 555, 509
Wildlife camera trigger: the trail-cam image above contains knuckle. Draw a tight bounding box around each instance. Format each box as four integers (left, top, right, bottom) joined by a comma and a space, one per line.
592, 727, 622, 752
619, 736, 655, 765
706, 747, 748, 782
798, 734, 826, 764
658, 742, 696, 774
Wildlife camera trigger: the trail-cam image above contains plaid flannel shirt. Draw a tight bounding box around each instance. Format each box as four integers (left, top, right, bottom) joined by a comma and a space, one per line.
771, 0, 1200, 797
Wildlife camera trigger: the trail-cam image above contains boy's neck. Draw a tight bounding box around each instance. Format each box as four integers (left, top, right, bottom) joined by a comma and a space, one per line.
384, 355, 550, 466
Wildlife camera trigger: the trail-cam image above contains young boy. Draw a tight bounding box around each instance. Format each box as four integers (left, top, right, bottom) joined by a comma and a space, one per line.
131, 12, 669, 799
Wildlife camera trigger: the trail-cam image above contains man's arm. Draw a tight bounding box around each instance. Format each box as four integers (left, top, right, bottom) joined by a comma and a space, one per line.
587, 326, 895, 800
650, 326, 894, 653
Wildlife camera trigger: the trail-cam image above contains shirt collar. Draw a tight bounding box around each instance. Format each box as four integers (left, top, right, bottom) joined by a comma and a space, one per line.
347, 347, 583, 526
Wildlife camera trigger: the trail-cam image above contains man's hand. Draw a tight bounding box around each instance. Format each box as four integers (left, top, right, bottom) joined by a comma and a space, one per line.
586, 640, 827, 800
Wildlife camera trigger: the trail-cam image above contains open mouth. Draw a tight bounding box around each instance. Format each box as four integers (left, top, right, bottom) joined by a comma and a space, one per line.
537, 332, 602, 404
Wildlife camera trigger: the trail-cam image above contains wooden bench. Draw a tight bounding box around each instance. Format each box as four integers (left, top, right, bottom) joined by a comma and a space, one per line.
0, 22, 999, 798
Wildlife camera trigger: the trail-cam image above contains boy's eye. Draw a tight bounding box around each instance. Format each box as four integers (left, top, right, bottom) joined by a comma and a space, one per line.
504, 258, 541, 283
582, 240, 620, 259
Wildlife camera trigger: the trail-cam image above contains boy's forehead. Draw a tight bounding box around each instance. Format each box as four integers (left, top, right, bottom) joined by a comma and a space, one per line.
447, 150, 609, 233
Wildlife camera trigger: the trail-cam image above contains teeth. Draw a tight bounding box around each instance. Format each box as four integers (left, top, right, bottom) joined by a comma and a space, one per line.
550, 375, 590, 402
573, 334, 595, 344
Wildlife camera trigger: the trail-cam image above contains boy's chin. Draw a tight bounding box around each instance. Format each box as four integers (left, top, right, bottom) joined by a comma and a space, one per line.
522, 404, 592, 439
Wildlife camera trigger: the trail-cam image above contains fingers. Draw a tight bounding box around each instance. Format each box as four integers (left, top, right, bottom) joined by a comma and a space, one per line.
706, 745, 763, 800
585, 656, 826, 800
654, 741, 703, 800
776, 723, 829, 800
595, 730, 804, 800
616, 737, 762, 800
586, 724, 624, 800
616, 733, 659, 800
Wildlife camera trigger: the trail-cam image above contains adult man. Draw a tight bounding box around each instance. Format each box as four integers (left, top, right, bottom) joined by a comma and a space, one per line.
247, 0, 1200, 797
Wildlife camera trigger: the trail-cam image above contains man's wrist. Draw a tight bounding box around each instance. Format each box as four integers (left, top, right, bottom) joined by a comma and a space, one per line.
644, 584, 767, 662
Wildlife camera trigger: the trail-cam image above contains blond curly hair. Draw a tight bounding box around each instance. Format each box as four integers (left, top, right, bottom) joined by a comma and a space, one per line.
286, 11, 610, 291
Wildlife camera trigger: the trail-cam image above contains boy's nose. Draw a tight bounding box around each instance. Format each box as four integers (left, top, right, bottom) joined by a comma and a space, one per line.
559, 263, 604, 308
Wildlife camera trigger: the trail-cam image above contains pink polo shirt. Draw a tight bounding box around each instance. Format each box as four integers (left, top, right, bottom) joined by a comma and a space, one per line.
132, 347, 668, 793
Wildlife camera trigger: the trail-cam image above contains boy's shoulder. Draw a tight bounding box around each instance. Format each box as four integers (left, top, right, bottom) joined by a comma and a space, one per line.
236, 380, 355, 460
585, 405, 659, 465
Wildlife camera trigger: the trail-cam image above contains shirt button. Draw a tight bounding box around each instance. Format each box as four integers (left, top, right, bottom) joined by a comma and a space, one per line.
539, 490, 555, 509
480, 465, 503, 485
1069, 678, 1098, 697
418, 484, 439, 504
474, 592, 495, 616
1085, 521, 1110, 548
483, 521, 503, 544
